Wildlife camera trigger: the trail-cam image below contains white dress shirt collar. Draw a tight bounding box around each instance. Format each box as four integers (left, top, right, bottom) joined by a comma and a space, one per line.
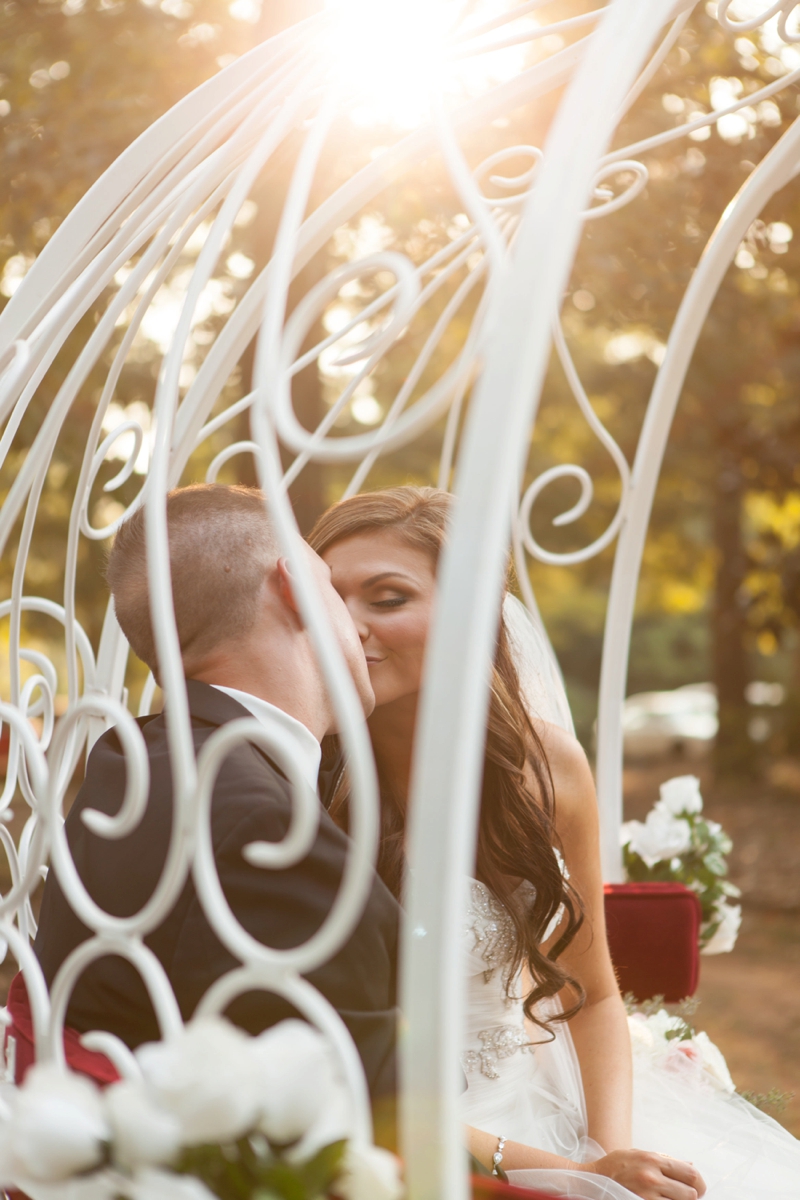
210, 685, 321, 793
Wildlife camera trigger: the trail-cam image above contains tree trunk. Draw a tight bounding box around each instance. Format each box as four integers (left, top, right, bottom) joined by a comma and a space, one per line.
712, 447, 752, 776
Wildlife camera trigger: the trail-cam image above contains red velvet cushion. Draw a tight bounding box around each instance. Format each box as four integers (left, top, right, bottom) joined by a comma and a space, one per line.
604, 881, 701, 1003
4, 972, 119, 1087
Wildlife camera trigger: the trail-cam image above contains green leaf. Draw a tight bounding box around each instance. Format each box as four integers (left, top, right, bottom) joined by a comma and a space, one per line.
703, 851, 727, 876
255, 1159, 312, 1200
665, 1019, 692, 1042
739, 1087, 795, 1115
297, 1139, 348, 1197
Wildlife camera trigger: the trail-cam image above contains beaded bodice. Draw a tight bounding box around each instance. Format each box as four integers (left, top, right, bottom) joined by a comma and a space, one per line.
465, 879, 520, 983
462, 880, 532, 1080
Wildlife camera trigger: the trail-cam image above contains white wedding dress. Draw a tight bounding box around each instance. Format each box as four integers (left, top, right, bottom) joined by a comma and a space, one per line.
461, 877, 800, 1199
481, 595, 800, 1195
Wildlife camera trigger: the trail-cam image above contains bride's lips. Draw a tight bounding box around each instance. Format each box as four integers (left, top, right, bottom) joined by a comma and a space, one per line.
365, 655, 386, 666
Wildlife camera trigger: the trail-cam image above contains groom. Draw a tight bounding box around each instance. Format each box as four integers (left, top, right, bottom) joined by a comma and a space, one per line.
33, 484, 400, 1104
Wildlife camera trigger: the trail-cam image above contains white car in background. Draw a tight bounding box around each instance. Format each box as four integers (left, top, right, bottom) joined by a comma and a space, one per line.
621, 680, 784, 759
622, 683, 719, 760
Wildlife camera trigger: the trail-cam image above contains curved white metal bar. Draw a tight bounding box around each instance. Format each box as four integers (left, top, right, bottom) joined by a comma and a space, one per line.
402, 6, 677, 1200
603, 63, 800, 168
79, 1031, 142, 1083
515, 319, 631, 568
718, 0, 784, 34
250, 102, 383, 999
0, 707, 48, 927
0, 919, 51, 1061
45, 696, 190, 939
167, 35, 589, 482
454, 0, 578, 43
595, 110, 800, 880
192, 718, 329, 970
0, 600, 96, 813
47, 936, 184, 1069
142, 81, 322, 854
342, 258, 490, 497
0, 17, 319, 350
0, 4, 798, 1194
615, 8, 693, 121
454, 7, 604, 59
196, 967, 372, 1143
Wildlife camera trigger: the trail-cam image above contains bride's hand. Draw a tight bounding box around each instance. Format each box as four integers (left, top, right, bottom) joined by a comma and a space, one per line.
582, 1149, 706, 1200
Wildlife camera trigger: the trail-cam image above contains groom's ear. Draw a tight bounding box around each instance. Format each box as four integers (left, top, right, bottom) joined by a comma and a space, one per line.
275, 557, 302, 619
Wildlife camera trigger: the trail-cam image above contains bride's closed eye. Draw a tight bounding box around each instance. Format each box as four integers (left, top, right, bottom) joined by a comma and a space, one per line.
371, 595, 408, 609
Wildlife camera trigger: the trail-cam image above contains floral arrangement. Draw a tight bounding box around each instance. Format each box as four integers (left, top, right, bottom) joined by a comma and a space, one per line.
625, 997, 736, 1095
0, 1016, 403, 1200
620, 774, 742, 954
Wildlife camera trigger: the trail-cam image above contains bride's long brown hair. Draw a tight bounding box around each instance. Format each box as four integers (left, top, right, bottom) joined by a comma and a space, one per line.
309, 486, 585, 1030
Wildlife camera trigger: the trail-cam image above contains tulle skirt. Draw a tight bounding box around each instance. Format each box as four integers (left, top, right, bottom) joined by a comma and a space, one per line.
463, 1020, 800, 1199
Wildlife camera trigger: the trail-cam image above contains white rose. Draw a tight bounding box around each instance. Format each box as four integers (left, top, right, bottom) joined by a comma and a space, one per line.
129, 1167, 218, 1200
136, 1017, 262, 1145
105, 1080, 182, 1169
620, 820, 637, 847
664, 1038, 703, 1081
332, 1142, 404, 1200
627, 1014, 657, 1058
691, 1031, 735, 1093
701, 902, 742, 955
10, 1173, 117, 1200
623, 810, 692, 868
643, 1008, 685, 1045
254, 1020, 348, 1147
285, 1075, 355, 1165
0, 1064, 109, 1184
656, 775, 703, 817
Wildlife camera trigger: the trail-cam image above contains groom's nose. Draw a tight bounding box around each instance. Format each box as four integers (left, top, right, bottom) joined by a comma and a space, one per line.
345, 599, 370, 641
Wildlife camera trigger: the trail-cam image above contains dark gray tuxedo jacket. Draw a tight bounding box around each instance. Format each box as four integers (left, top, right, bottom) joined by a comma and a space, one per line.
33, 681, 400, 1100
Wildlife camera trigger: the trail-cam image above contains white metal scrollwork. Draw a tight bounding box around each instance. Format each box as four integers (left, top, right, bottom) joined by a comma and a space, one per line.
1, 2, 799, 1198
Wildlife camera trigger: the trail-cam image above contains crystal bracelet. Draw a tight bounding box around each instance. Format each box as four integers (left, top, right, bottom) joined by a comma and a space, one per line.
491, 1135, 507, 1177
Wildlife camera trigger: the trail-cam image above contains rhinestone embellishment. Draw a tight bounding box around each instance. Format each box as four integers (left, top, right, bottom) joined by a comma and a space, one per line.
467, 879, 517, 982
462, 1024, 531, 1080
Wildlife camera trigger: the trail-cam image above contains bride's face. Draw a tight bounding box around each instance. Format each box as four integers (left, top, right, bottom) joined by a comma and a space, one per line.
322, 529, 437, 709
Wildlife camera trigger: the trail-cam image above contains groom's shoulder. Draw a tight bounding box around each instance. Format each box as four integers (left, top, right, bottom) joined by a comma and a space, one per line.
79, 702, 293, 834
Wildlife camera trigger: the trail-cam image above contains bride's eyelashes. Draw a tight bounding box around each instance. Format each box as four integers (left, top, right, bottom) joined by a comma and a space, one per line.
371, 595, 408, 610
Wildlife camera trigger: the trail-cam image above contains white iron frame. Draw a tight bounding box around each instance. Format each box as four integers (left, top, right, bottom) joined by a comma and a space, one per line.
0, 2, 799, 1197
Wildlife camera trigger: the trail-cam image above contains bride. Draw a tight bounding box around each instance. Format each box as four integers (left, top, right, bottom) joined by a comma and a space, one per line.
309, 485, 800, 1200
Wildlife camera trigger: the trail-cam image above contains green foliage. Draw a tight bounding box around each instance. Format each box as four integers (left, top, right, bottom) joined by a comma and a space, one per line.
0, 0, 323, 700
521, 9, 800, 756
624, 995, 792, 1111
6, 3, 800, 755
623, 805, 740, 945
623, 992, 700, 1031
175, 1134, 347, 1200
738, 1087, 796, 1115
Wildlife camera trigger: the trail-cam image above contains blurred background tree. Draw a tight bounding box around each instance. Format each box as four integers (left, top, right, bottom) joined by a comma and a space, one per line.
540, 7, 800, 773
5, 1, 800, 777
5, 2, 800, 1130
0, 0, 326, 667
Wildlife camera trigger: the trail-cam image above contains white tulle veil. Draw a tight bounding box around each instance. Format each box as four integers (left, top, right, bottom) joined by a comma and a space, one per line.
502, 593, 575, 735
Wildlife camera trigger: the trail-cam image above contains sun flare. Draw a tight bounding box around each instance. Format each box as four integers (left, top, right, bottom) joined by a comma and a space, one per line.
324, 0, 535, 129
325, 0, 456, 128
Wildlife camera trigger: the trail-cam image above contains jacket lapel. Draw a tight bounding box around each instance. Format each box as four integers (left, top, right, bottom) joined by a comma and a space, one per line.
183, 678, 254, 727
182, 678, 300, 788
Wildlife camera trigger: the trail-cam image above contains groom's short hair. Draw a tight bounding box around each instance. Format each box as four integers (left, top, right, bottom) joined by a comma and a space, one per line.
106, 484, 278, 677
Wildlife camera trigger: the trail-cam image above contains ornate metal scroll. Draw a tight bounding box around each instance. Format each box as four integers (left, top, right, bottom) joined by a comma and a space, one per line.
1, 2, 800, 1198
